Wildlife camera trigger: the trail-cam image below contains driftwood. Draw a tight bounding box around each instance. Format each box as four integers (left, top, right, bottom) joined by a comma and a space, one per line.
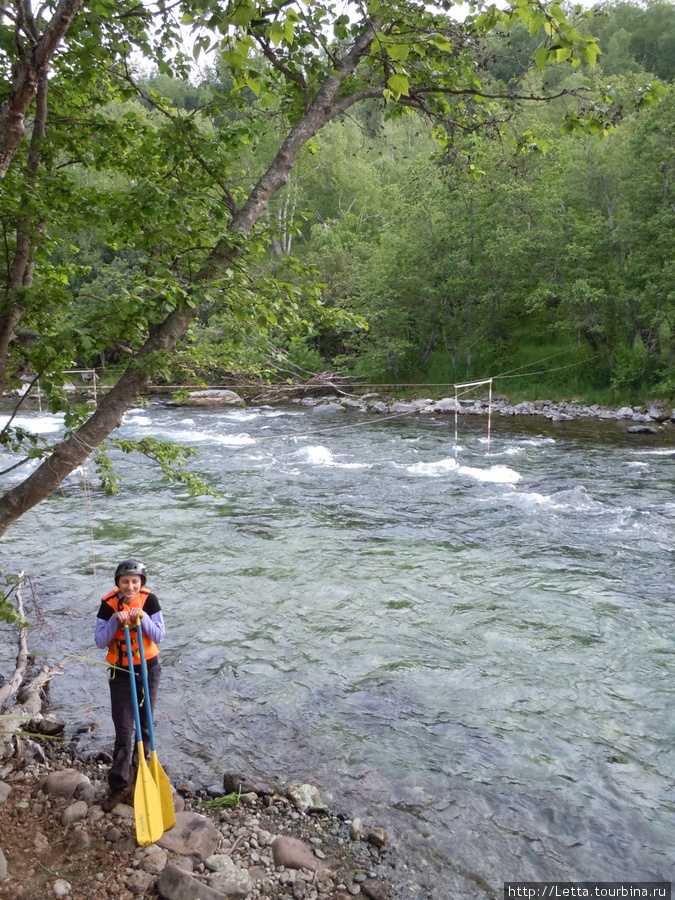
0, 572, 66, 762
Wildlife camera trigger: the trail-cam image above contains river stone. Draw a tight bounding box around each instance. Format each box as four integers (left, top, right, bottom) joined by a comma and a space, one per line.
42, 770, 91, 800
126, 870, 156, 894
367, 827, 389, 848
0, 782, 10, 806
139, 848, 169, 874
271, 835, 326, 872
61, 800, 88, 827
222, 771, 274, 797
27, 713, 66, 736
616, 406, 634, 418
627, 424, 659, 434
52, 879, 71, 897
647, 401, 671, 421
181, 389, 245, 407
157, 863, 228, 900
361, 878, 390, 900
157, 811, 219, 862
0, 847, 7, 880
205, 855, 253, 898
287, 783, 326, 812
349, 818, 365, 841
312, 402, 344, 414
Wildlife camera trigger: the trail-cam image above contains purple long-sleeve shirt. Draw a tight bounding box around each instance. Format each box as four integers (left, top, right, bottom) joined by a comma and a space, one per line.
95, 591, 165, 651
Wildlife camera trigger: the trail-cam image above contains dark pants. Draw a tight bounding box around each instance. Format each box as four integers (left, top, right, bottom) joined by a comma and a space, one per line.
108, 658, 161, 792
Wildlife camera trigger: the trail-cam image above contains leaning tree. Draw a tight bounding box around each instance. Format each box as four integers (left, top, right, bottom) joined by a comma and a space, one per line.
0, 0, 659, 543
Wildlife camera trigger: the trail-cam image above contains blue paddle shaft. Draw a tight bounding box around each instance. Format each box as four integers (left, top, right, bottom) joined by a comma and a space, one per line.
135, 621, 157, 752
124, 626, 144, 745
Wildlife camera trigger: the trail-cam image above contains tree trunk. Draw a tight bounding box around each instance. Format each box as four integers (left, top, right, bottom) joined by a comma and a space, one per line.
0, 0, 84, 181
0, 74, 49, 396
0, 16, 380, 539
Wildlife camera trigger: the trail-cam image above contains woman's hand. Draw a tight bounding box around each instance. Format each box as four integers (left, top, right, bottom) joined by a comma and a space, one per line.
115, 609, 145, 626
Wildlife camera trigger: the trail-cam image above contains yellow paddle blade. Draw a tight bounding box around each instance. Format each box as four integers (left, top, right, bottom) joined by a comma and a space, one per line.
149, 750, 176, 832
134, 743, 164, 846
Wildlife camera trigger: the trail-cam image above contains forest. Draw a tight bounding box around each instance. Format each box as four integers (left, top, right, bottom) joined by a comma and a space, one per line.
0, 0, 673, 542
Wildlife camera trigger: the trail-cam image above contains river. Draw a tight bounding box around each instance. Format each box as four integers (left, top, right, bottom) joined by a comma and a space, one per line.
1, 401, 674, 899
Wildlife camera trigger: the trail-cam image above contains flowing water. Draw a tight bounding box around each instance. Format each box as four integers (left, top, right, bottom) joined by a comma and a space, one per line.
1, 402, 674, 899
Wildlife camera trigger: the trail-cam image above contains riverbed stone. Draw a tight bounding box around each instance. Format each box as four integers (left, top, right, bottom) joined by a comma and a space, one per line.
205, 854, 253, 898
0, 782, 10, 806
61, 799, 88, 827
361, 878, 390, 900
222, 771, 274, 797
271, 835, 327, 872
157, 811, 219, 862
42, 770, 91, 800
139, 848, 169, 874
52, 878, 71, 897
27, 713, 66, 736
287, 783, 327, 812
0, 847, 7, 880
180, 389, 245, 407
157, 863, 228, 900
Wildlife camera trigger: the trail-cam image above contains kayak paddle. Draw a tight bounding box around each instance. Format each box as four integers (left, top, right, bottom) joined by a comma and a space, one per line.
135, 620, 175, 831
124, 625, 163, 845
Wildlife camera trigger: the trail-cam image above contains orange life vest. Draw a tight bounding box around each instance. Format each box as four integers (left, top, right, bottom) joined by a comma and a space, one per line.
102, 588, 160, 669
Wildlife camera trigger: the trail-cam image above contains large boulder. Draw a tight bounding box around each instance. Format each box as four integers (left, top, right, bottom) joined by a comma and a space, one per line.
179, 390, 245, 407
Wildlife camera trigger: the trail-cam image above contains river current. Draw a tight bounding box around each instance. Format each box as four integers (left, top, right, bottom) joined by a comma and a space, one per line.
1, 402, 674, 899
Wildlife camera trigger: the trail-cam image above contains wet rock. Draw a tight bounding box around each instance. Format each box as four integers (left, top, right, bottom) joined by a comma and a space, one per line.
647, 401, 671, 421
157, 811, 219, 862
430, 397, 460, 413
179, 389, 245, 407
616, 406, 634, 419
27, 714, 65, 736
222, 771, 274, 797
627, 424, 659, 434
287, 783, 327, 812
349, 818, 365, 841
369, 402, 388, 414
157, 862, 228, 899
271, 835, 326, 873
312, 402, 344, 414
367, 828, 389, 849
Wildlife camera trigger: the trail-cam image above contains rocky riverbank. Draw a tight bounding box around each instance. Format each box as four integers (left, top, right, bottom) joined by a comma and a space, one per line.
0, 736, 395, 900
173, 389, 675, 432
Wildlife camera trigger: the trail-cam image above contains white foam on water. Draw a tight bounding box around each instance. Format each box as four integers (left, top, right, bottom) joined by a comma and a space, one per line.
626, 462, 649, 469
502, 491, 553, 508
460, 464, 522, 484
407, 458, 459, 477
0, 413, 64, 435
294, 445, 368, 468
407, 458, 521, 483
122, 414, 153, 426
214, 433, 257, 447
634, 447, 675, 456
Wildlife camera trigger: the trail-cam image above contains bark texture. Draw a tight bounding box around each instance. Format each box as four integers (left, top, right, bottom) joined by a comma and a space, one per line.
0, 0, 84, 180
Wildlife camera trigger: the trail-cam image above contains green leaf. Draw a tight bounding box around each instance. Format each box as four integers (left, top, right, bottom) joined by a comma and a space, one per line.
386, 42, 410, 61
387, 73, 409, 98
